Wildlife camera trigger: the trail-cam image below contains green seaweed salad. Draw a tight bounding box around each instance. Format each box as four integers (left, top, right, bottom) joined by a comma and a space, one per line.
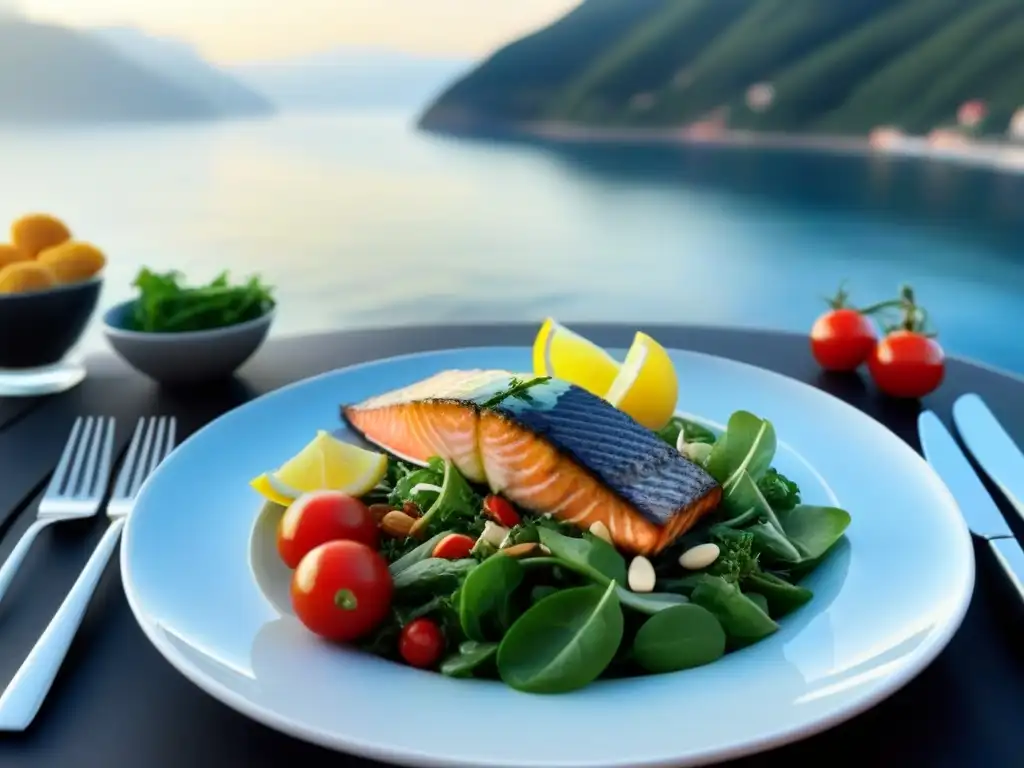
358, 409, 851, 694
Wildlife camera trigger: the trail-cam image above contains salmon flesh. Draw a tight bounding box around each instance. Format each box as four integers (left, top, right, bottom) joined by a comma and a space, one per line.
341, 370, 722, 556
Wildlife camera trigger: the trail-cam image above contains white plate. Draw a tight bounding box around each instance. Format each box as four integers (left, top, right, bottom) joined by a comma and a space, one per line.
121, 346, 974, 768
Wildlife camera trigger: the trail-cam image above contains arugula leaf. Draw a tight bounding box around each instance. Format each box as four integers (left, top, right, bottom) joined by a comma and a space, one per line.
128, 267, 274, 333
410, 460, 482, 538
757, 468, 801, 511
388, 457, 445, 509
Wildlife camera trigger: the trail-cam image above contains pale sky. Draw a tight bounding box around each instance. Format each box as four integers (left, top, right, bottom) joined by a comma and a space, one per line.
20, 0, 581, 63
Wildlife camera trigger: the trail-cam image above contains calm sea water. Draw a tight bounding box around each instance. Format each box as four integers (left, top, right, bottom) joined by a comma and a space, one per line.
2, 110, 1023, 371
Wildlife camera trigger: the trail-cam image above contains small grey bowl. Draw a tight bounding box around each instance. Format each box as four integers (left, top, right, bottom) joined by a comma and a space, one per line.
102, 299, 274, 386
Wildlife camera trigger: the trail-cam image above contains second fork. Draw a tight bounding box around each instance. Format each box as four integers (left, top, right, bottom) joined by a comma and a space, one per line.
0, 416, 177, 732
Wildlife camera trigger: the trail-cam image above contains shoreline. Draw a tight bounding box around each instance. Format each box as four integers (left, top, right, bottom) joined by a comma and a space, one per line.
423, 116, 1024, 175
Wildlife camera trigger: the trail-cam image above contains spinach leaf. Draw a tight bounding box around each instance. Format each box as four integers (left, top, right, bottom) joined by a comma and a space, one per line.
705, 411, 777, 486
459, 555, 525, 642
745, 592, 770, 615
538, 528, 628, 586
656, 417, 716, 448
776, 505, 851, 561
744, 571, 813, 618
756, 468, 801, 511
389, 532, 448, 575
689, 575, 778, 647
413, 460, 482, 537
440, 641, 499, 678
632, 604, 726, 673
617, 589, 689, 615
392, 558, 476, 599
530, 585, 559, 604
388, 456, 445, 508
497, 581, 624, 694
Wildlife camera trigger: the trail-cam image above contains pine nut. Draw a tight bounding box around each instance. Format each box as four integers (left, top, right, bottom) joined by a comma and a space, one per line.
679, 543, 721, 570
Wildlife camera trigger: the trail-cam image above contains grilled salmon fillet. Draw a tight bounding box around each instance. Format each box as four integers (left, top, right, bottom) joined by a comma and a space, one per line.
341, 370, 721, 556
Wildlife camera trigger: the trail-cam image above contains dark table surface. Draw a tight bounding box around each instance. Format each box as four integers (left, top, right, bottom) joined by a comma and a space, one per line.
0, 323, 1022, 768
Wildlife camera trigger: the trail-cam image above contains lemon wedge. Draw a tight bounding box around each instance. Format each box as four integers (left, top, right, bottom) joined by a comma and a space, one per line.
249, 430, 388, 504
533, 317, 620, 397
604, 332, 678, 431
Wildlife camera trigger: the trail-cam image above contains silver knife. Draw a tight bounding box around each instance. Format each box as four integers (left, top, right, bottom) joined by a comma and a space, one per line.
952, 393, 1024, 526
918, 410, 1024, 601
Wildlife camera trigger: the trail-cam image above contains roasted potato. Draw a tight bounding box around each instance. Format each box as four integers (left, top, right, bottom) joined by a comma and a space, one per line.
0, 244, 29, 269
0, 261, 57, 294
37, 240, 106, 284
11, 213, 71, 258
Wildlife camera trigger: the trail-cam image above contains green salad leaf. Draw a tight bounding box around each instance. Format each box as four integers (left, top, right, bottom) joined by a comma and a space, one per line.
441, 641, 499, 678
705, 411, 777, 486
656, 417, 717, 448
497, 581, 624, 694
388, 532, 449, 575
537, 528, 628, 585
632, 604, 726, 674
616, 589, 690, 616
743, 571, 812, 618
128, 267, 274, 333
411, 460, 482, 538
388, 457, 445, 509
775, 505, 851, 562
459, 555, 524, 642
757, 468, 802, 511
392, 558, 476, 599
690, 575, 779, 647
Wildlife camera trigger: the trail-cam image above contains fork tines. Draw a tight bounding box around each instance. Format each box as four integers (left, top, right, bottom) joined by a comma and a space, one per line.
112, 417, 178, 503
43, 416, 116, 506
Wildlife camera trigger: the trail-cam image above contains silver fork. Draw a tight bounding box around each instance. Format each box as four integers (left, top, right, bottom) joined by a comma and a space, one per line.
0, 416, 115, 606
0, 416, 177, 731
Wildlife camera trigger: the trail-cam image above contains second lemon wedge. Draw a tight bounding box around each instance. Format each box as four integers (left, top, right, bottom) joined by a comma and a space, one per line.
250, 430, 388, 504
604, 332, 678, 431
533, 317, 620, 398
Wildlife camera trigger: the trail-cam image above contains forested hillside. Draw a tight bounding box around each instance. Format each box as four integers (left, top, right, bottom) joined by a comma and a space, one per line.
420, 0, 1024, 137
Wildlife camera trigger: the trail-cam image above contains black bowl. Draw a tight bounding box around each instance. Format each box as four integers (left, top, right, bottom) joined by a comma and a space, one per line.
0, 277, 102, 368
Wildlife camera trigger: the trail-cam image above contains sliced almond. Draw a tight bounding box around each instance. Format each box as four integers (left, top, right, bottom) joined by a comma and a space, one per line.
627, 555, 656, 593
589, 521, 613, 544
500, 542, 542, 559
368, 503, 393, 523
381, 511, 416, 538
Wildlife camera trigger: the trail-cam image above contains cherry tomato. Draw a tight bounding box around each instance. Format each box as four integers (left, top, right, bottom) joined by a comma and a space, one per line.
432, 533, 476, 560
810, 308, 877, 372
868, 330, 945, 399
291, 540, 393, 642
399, 618, 444, 669
483, 494, 520, 527
277, 491, 378, 569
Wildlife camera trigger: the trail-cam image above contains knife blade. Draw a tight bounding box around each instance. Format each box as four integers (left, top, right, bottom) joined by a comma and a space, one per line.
918, 410, 1024, 601
952, 393, 1024, 526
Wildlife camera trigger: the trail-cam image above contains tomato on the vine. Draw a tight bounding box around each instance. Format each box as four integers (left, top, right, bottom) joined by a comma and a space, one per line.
868, 330, 945, 399
809, 285, 877, 371
399, 618, 444, 669
863, 284, 944, 399
291, 540, 392, 642
277, 491, 378, 569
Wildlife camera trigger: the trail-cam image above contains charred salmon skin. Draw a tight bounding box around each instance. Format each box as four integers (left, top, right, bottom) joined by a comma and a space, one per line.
341, 370, 721, 556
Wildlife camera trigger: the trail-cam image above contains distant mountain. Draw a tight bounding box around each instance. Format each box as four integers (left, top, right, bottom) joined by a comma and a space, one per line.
230, 48, 471, 111
91, 27, 274, 117
420, 0, 1024, 137
0, 20, 225, 123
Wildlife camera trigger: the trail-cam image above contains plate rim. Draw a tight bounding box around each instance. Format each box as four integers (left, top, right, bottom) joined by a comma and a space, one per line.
121, 344, 975, 768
